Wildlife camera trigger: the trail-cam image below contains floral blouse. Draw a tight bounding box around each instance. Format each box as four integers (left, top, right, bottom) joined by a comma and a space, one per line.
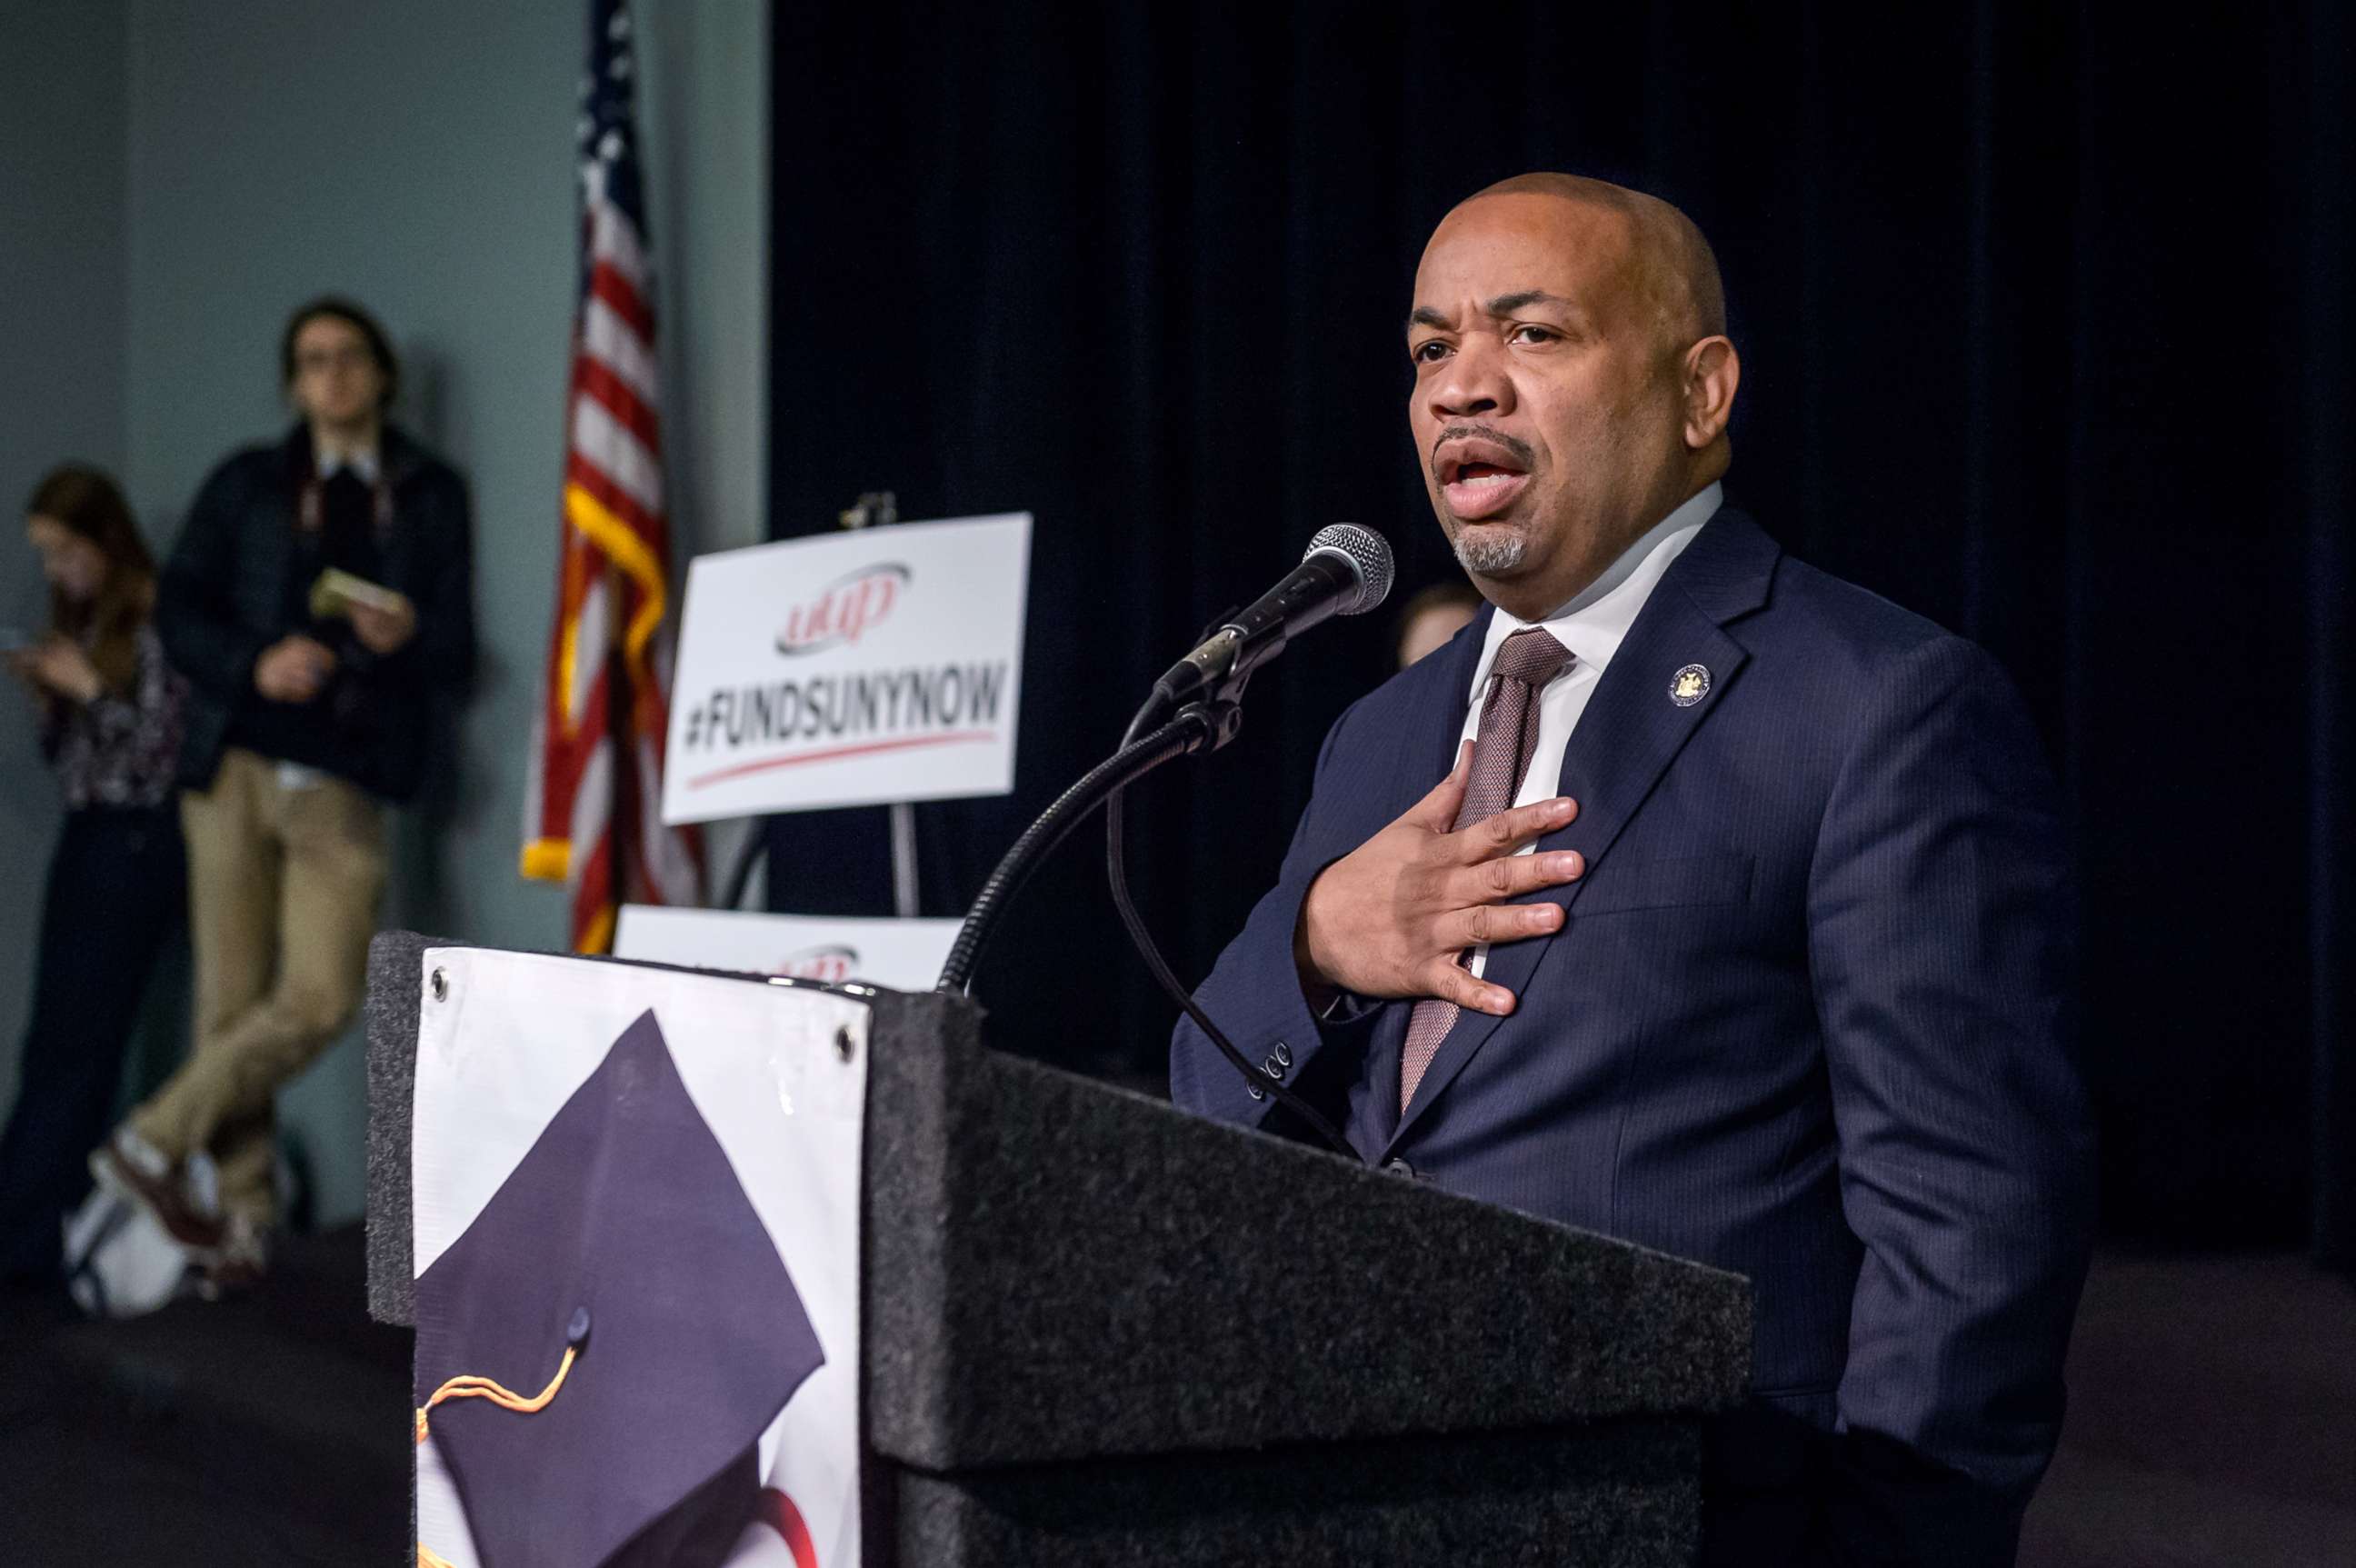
38, 624, 187, 810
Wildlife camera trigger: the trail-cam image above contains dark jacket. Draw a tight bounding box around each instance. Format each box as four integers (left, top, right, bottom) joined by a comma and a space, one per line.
1171, 508, 2095, 1566
157, 424, 475, 803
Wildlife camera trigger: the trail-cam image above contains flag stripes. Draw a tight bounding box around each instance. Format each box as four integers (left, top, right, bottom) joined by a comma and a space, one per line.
523, 0, 700, 949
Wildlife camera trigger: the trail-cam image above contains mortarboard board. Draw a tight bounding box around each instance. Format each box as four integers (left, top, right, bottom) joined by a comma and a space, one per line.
414, 1009, 825, 1568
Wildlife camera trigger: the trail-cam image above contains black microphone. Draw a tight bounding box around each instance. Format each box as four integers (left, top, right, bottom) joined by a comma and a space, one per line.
1151, 524, 1394, 712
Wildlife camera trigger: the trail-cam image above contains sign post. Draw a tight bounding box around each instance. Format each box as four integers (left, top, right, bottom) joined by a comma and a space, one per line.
836, 493, 923, 918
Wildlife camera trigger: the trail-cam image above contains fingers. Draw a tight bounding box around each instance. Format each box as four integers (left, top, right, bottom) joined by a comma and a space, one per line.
1449, 896, 1564, 951
259, 644, 331, 702
1465, 847, 1584, 903
1405, 741, 1474, 832
1427, 959, 1515, 1017
1455, 794, 1578, 863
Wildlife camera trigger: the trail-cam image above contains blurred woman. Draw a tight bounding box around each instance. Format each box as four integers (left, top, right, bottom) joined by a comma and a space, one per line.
0, 465, 187, 1286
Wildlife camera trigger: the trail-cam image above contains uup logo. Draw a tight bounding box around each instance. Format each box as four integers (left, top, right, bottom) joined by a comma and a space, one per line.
775, 563, 911, 657
774, 944, 858, 983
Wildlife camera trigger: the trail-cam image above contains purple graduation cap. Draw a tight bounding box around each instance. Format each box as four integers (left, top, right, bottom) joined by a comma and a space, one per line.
415, 1010, 825, 1568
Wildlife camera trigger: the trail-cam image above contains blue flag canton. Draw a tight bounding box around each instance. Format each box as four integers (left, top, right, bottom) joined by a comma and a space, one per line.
578, 0, 645, 229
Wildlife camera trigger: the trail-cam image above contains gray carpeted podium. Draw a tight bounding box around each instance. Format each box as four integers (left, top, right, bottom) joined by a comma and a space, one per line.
364, 932, 1752, 1566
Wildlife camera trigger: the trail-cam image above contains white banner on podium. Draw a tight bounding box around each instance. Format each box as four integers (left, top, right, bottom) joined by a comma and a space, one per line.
614, 905, 962, 993
411, 948, 864, 1568
662, 514, 1031, 825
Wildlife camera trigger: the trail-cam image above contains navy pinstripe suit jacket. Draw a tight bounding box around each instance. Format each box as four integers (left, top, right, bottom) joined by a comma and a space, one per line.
1171, 507, 2095, 1563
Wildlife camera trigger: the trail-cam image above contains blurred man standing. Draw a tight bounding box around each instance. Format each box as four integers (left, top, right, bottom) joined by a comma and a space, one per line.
97, 298, 474, 1291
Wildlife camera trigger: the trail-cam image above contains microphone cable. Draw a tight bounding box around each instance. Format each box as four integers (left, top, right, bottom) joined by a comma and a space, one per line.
1104, 704, 1362, 1163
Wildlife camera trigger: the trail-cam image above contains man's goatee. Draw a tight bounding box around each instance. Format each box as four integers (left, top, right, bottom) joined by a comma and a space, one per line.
1453, 530, 1527, 574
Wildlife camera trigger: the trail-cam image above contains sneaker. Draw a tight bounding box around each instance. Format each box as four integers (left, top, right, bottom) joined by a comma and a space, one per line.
62, 1185, 206, 1320
184, 1150, 222, 1219
89, 1129, 225, 1256
195, 1214, 271, 1301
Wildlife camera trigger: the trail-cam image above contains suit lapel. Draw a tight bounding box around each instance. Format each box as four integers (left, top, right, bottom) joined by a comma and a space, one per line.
1386, 603, 1495, 817
1381, 511, 1780, 1154
1349, 604, 1492, 1154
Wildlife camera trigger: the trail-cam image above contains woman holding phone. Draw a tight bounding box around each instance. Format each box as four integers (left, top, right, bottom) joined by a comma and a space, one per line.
0, 464, 187, 1289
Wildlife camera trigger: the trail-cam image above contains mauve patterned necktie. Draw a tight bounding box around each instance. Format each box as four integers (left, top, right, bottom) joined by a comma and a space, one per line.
1399, 627, 1576, 1112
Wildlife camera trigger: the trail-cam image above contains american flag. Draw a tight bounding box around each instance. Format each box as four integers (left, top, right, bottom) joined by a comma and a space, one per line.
523, 0, 701, 952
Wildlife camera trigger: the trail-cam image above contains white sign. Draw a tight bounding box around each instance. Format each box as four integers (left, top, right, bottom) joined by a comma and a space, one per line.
663, 514, 1031, 824
412, 948, 865, 1568
614, 905, 962, 993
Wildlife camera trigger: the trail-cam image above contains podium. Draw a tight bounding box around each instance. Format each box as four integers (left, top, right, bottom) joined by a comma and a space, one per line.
364, 932, 1752, 1566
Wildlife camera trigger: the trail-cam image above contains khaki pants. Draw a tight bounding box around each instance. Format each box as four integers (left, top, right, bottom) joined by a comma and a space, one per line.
130, 747, 386, 1224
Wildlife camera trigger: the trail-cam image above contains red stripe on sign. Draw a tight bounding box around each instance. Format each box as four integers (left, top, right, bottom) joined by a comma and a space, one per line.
688, 731, 999, 788
758, 1487, 821, 1568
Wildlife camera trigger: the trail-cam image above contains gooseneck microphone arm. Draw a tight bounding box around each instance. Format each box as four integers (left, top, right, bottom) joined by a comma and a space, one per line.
936, 524, 1393, 1162
934, 702, 1234, 998
1103, 708, 1360, 1159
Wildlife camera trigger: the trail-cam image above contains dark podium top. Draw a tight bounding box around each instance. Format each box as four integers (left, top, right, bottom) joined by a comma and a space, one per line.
363, 932, 1752, 1565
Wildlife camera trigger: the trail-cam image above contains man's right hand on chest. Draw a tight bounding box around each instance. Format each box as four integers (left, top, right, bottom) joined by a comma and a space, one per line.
1292, 740, 1584, 1016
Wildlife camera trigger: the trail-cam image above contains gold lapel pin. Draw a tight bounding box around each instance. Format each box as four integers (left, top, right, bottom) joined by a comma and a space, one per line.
1669, 664, 1711, 706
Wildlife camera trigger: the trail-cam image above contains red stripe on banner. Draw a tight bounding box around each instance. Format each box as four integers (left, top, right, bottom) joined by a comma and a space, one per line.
758, 1488, 820, 1568
577, 357, 662, 451
590, 260, 654, 339
687, 731, 1000, 789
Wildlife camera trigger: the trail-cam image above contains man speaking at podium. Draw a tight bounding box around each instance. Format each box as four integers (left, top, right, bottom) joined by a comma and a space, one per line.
1171, 175, 2093, 1565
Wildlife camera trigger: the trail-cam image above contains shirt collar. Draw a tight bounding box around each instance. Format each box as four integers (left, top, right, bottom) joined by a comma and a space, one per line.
315, 442, 382, 485
1466, 482, 1723, 701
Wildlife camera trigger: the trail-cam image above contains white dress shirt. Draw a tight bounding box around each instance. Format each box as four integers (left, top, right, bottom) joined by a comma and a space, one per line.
1458, 481, 1722, 979
315, 442, 382, 484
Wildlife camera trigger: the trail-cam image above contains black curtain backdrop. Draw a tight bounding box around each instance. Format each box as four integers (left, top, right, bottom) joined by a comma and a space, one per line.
764, 3, 2354, 1265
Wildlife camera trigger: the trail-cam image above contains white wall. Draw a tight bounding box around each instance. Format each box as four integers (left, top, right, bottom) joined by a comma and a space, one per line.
0, 0, 765, 1227
637, 0, 774, 900
639, 0, 772, 556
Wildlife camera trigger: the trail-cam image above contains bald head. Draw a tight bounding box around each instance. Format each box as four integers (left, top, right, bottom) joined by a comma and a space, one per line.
1462, 173, 1727, 353
1404, 172, 1742, 620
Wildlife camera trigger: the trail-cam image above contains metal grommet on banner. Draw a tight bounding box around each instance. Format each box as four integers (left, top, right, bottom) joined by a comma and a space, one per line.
431, 968, 448, 1003
834, 1025, 856, 1064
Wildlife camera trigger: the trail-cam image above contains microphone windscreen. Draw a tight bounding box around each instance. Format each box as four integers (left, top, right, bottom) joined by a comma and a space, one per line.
1305, 524, 1393, 616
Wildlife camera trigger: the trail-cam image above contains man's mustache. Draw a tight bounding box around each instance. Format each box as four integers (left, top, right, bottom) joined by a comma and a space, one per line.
1431, 424, 1535, 472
